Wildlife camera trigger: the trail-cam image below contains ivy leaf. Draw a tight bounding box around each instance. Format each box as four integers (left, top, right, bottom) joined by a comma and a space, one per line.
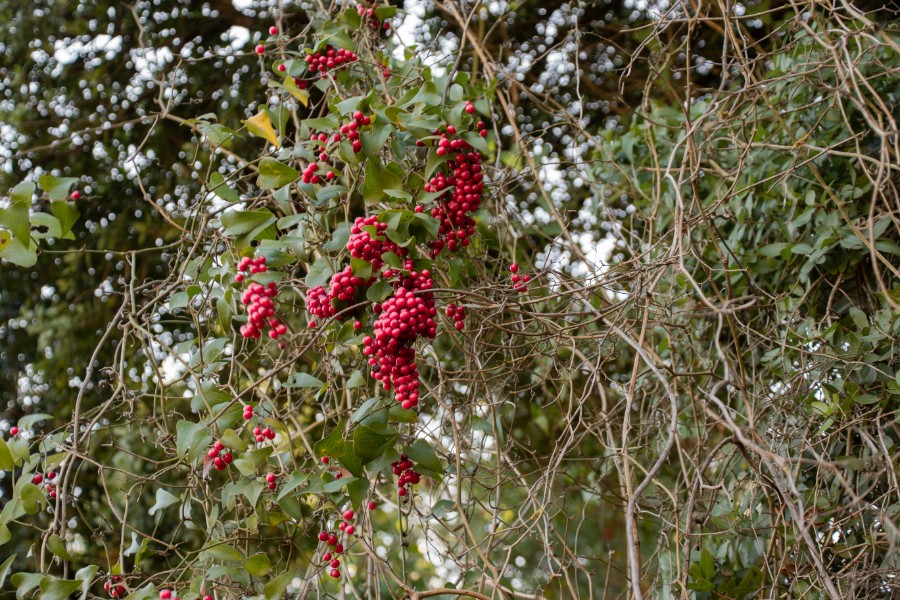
19, 483, 45, 514
314, 421, 345, 459
48, 534, 74, 561
0, 438, 14, 471
352, 424, 398, 464
11, 572, 43, 599
18, 413, 53, 429
362, 159, 403, 205
346, 370, 366, 389
257, 157, 300, 190
50, 201, 80, 239
405, 439, 444, 476
75, 565, 99, 599
38, 175, 79, 201
350, 257, 373, 280
275, 471, 308, 501
366, 279, 393, 302
221, 209, 277, 240
0, 553, 15, 587
4, 181, 32, 247
0, 238, 37, 267
284, 372, 325, 388
38, 577, 82, 600
200, 542, 243, 562
245, 553, 272, 576
175, 420, 212, 461
304, 257, 334, 288
209, 172, 240, 202
244, 110, 279, 147
263, 569, 296, 600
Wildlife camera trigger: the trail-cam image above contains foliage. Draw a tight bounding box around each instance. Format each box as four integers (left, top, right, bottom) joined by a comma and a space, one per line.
1, 2, 900, 600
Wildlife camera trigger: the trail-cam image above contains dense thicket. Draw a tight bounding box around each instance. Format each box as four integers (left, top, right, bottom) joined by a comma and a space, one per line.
1, 1, 900, 599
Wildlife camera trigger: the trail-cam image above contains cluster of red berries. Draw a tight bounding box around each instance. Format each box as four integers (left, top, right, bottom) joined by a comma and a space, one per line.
208, 440, 234, 471
242, 404, 254, 420
392, 455, 421, 497
104, 576, 125, 598
445, 303, 466, 331
509, 263, 531, 292
32, 471, 58, 499
252, 425, 276, 444
316, 509, 357, 579
265, 472, 279, 491
348, 215, 405, 270
364, 270, 437, 409
420, 124, 486, 257
305, 46, 358, 76
356, 3, 391, 30
237, 257, 286, 342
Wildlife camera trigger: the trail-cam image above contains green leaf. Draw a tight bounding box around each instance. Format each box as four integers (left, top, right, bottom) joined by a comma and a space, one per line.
347, 369, 366, 389
350, 257, 373, 280
38, 175, 79, 201
284, 372, 325, 388
209, 172, 240, 202
366, 279, 393, 302
405, 439, 443, 475
221, 209, 278, 236
245, 110, 279, 147
347, 477, 369, 506
19, 482, 45, 514
5, 181, 33, 246
351, 397, 381, 423
18, 413, 52, 429
75, 565, 98, 600
11, 572, 44, 600
220, 428, 249, 453
46, 204, 77, 238
0, 438, 14, 471
304, 257, 334, 288
257, 157, 300, 190
430, 499, 457, 518
314, 421, 346, 459
275, 470, 308, 501
176, 420, 212, 461
244, 553, 272, 576
200, 542, 243, 562
362, 159, 403, 205
0, 553, 15, 587
30, 213, 62, 240
48, 534, 74, 561
352, 425, 398, 464
39, 577, 82, 600
0, 524, 10, 546
263, 569, 296, 600
148, 488, 179, 516
0, 238, 37, 267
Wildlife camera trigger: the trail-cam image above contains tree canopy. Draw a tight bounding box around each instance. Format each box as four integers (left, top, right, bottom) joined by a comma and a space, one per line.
2, 1, 900, 599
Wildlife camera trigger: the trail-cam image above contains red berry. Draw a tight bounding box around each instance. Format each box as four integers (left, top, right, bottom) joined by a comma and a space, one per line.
32, 474, 43, 484
266, 473, 277, 483
71, 190, 81, 200
269, 26, 278, 35
465, 103, 475, 114
9, 427, 18, 436
353, 320, 362, 330
318, 531, 329, 542
509, 263, 518, 273
322, 456, 330, 464
330, 569, 340, 578
345, 525, 355, 535
160, 592, 172, 600
309, 321, 317, 328
278, 64, 286, 72
255, 44, 265, 55
330, 559, 341, 568
343, 509, 354, 520
368, 501, 377, 510
47, 471, 57, 480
